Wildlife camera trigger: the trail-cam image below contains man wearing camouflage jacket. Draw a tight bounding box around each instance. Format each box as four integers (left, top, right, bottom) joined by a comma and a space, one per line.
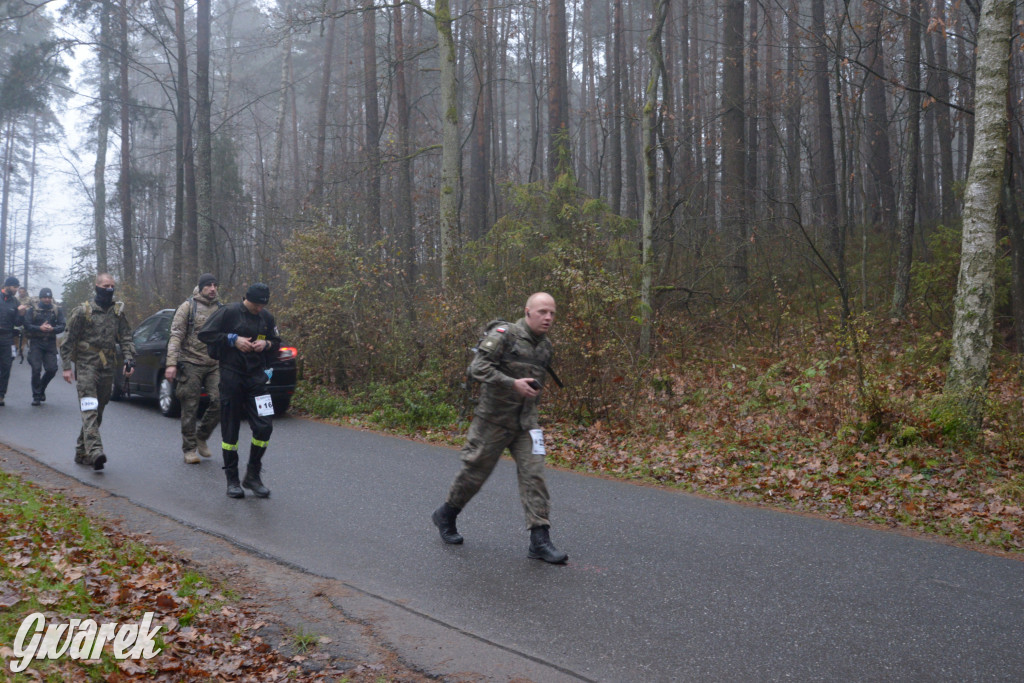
61, 273, 135, 471
165, 273, 222, 464
431, 292, 568, 564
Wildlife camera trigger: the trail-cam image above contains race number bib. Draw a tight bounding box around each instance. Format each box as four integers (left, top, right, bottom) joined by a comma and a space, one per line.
80, 397, 99, 412
529, 429, 546, 456
254, 394, 274, 417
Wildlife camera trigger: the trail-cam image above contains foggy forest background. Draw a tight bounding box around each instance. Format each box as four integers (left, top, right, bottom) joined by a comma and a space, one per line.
3, 0, 1024, 447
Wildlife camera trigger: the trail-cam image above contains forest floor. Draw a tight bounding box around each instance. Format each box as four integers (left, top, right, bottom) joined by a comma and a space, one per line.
543, 318, 1024, 555
0, 446, 432, 682
295, 314, 1024, 556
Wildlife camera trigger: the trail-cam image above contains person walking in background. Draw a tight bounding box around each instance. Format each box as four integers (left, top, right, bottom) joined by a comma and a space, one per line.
0, 277, 29, 406
23, 288, 66, 406
431, 292, 568, 564
15, 286, 30, 363
198, 283, 281, 499
61, 273, 135, 470
165, 273, 222, 464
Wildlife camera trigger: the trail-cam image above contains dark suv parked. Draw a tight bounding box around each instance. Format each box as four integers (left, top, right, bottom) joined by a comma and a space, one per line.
111, 308, 298, 416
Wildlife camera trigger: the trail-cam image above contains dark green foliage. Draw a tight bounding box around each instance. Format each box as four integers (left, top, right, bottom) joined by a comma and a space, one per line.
0, 40, 68, 119
911, 224, 1013, 331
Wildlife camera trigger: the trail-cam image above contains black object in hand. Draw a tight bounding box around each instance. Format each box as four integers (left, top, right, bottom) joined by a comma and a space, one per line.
121, 359, 134, 397
527, 379, 541, 390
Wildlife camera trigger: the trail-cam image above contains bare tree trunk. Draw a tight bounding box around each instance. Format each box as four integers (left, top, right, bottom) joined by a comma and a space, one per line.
393, 2, 415, 294
220, 0, 239, 115
313, 0, 339, 203
622, 3, 639, 221
468, 0, 489, 239
659, 0, 676, 240
945, 0, 1014, 425
547, 0, 570, 181
746, 0, 759, 228
94, 0, 112, 274
271, 26, 291, 192
763, 2, 780, 228
583, 0, 600, 196
892, 0, 922, 319
722, 0, 747, 294
863, 0, 897, 230
119, 0, 134, 285
435, 0, 460, 287
175, 0, 197, 288
196, 0, 214, 275
641, 0, 669, 357
811, 0, 844, 307
929, 0, 957, 224
608, 0, 623, 214
363, 0, 381, 246
785, 0, 801, 226
22, 116, 39, 287
527, 5, 542, 183
0, 121, 12, 274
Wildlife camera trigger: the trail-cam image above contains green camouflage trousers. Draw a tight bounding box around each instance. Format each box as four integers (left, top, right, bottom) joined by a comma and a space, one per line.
74, 363, 113, 464
175, 362, 220, 452
446, 418, 551, 529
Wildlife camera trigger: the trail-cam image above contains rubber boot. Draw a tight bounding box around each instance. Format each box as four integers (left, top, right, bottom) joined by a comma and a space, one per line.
242, 445, 270, 498
528, 525, 568, 564
223, 448, 244, 498
431, 502, 464, 544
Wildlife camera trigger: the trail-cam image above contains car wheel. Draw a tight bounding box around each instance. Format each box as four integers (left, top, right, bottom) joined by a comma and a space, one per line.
273, 395, 291, 416
159, 377, 181, 417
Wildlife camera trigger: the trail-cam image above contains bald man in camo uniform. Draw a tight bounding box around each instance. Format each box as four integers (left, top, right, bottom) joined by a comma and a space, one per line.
431, 292, 568, 564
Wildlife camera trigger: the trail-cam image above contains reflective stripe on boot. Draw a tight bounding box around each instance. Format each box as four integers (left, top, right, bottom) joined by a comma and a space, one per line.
223, 445, 244, 498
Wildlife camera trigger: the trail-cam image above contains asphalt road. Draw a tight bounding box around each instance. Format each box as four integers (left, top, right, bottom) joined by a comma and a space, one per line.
1, 360, 1023, 682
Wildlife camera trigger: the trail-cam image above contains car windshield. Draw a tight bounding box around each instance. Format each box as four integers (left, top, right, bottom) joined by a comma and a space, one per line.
132, 316, 162, 345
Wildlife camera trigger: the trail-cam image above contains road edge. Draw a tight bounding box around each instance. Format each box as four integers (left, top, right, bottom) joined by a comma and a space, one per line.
0, 442, 590, 683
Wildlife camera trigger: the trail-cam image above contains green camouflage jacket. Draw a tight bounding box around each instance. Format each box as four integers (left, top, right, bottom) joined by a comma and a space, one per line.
470, 318, 553, 431
166, 287, 220, 368
60, 300, 135, 371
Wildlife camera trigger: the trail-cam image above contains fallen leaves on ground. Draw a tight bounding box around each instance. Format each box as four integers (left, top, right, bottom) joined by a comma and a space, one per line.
0, 473, 429, 681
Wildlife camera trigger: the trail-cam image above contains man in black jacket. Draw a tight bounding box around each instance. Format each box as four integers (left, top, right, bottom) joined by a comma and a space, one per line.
23, 288, 66, 405
198, 283, 281, 499
0, 276, 29, 406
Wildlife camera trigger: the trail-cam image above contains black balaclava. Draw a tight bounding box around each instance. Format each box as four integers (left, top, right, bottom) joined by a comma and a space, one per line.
94, 285, 115, 309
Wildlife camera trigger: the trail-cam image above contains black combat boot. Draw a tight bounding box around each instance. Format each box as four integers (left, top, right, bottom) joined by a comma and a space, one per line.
223, 449, 244, 499
431, 502, 464, 544
528, 526, 568, 564
242, 445, 270, 498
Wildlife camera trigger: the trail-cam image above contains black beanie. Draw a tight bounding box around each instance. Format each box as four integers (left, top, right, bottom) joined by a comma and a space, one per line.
197, 273, 217, 289
3, 276, 18, 288
39, 288, 53, 298
245, 283, 270, 304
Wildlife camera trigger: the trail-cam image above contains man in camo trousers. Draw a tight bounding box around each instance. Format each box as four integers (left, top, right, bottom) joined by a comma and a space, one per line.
431, 292, 568, 564
61, 273, 135, 471
165, 273, 222, 464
